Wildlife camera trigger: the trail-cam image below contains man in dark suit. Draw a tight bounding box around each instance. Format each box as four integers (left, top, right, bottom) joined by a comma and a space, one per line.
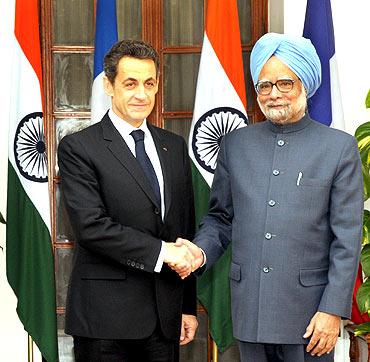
58, 39, 198, 362
176, 33, 363, 361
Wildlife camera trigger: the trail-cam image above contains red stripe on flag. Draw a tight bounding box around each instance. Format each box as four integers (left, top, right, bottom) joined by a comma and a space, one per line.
14, 0, 43, 98
351, 265, 370, 324
205, 0, 246, 109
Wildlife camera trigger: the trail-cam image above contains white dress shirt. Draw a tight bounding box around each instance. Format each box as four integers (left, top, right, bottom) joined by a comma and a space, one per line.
109, 109, 166, 272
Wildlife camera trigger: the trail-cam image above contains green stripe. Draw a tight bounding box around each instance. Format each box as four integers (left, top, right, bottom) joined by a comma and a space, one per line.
6, 163, 58, 362
191, 162, 211, 226
192, 163, 234, 352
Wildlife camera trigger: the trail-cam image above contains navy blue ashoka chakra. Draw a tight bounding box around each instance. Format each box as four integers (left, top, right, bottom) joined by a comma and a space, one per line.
14, 112, 48, 183
192, 107, 248, 174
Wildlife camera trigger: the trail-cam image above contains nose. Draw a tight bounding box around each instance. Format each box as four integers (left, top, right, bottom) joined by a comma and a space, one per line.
268, 84, 281, 99
134, 84, 146, 99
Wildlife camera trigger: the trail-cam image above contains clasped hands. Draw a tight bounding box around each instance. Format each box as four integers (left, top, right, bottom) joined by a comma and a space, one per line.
164, 238, 204, 279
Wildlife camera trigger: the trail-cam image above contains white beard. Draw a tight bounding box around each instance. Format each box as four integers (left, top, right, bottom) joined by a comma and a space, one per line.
258, 87, 307, 125
264, 105, 291, 122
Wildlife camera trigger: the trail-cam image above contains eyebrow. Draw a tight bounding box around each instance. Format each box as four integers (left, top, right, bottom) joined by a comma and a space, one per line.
122, 77, 156, 83
258, 76, 295, 82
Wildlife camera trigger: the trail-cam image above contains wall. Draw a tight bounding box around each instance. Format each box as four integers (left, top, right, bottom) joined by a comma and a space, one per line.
269, 0, 284, 34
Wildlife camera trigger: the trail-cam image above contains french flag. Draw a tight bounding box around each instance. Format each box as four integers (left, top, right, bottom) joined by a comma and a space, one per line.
91, 0, 118, 124
303, 0, 344, 129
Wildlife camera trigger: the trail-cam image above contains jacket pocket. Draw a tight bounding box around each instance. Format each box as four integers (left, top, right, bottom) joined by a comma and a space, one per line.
229, 262, 241, 282
79, 263, 127, 280
287, 179, 330, 206
299, 267, 328, 286
299, 177, 330, 188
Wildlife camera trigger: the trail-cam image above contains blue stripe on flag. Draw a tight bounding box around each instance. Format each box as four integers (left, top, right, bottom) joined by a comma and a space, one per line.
303, 0, 335, 126
93, 0, 118, 79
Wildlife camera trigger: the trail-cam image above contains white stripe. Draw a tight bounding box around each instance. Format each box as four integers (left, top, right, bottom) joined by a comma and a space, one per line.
189, 34, 247, 187
91, 71, 112, 124
0, 0, 15, 210
8, 38, 50, 231
329, 54, 345, 131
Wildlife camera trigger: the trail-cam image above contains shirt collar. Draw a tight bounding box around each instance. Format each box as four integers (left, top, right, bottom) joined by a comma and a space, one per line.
109, 109, 150, 137
267, 113, 312, 134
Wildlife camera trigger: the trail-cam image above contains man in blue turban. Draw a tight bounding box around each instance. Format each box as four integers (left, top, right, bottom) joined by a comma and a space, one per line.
173, 32, 363, 362
250, 32, 321, 99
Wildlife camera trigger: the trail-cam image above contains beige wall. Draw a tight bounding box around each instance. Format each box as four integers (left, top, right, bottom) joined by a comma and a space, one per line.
269, 0, 284, 33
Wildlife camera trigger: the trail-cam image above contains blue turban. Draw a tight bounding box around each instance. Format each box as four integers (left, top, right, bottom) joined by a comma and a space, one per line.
250, 33, 321, 98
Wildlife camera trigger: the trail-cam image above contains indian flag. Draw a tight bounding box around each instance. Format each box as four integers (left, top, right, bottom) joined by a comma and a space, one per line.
6, 0, 58, 361
189, 0, 248, 352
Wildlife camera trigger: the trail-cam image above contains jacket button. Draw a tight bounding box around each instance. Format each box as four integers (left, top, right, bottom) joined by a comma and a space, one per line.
272, 169, 280, 176
265, 232, 272, 240
277, 139, 285, 146
131, 261, 136, 267
263, 267, 270, 273
154, 208, 160, 215
268, 200, 276, 207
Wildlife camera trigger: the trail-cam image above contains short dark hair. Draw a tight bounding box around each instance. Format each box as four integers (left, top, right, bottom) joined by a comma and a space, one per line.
103, 39, 160, 84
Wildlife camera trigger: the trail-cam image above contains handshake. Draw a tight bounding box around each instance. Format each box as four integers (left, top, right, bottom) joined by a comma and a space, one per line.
164, 238, 204, 279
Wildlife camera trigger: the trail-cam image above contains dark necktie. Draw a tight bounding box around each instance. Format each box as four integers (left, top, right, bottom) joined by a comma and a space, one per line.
130, 129, 161, 207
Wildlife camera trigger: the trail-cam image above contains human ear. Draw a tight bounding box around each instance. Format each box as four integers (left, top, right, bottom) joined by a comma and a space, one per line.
103, 76, 114, 97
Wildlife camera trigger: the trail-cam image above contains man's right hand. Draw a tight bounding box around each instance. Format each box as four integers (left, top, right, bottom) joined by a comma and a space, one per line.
164, 242, 194, 279
175, 238, 204, 273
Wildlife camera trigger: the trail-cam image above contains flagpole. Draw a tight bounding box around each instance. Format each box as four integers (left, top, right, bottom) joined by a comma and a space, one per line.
28, 335, 34, 362
212, 341, 218, 362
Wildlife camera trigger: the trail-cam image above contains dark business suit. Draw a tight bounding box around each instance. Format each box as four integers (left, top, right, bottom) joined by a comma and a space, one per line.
58, 113, 196, 346
194, 115, 363, 360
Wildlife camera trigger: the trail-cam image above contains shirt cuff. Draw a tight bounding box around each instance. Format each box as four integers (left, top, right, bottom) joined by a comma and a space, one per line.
154, 241, 166, 272
199, 247, 207, 267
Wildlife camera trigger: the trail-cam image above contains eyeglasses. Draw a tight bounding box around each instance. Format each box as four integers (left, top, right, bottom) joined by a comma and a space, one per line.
255, 79, 296, 95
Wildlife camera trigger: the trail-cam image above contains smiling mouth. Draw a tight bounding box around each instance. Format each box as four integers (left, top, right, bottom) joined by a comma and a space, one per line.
130, 104, 149, 108
268, 104, 287, 109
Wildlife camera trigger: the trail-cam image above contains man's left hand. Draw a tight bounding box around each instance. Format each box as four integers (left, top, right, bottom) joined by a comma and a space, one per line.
180, 314, 198, 345
303, 311, 340, 356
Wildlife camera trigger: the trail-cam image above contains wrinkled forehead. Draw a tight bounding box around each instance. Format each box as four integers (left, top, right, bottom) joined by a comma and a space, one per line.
117, 56, 157, 79
258, 56, 299, 81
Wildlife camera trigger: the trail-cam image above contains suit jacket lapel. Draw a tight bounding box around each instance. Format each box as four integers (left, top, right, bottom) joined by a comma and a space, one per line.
100, 114, 160, 208
149, 124, 172, 220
